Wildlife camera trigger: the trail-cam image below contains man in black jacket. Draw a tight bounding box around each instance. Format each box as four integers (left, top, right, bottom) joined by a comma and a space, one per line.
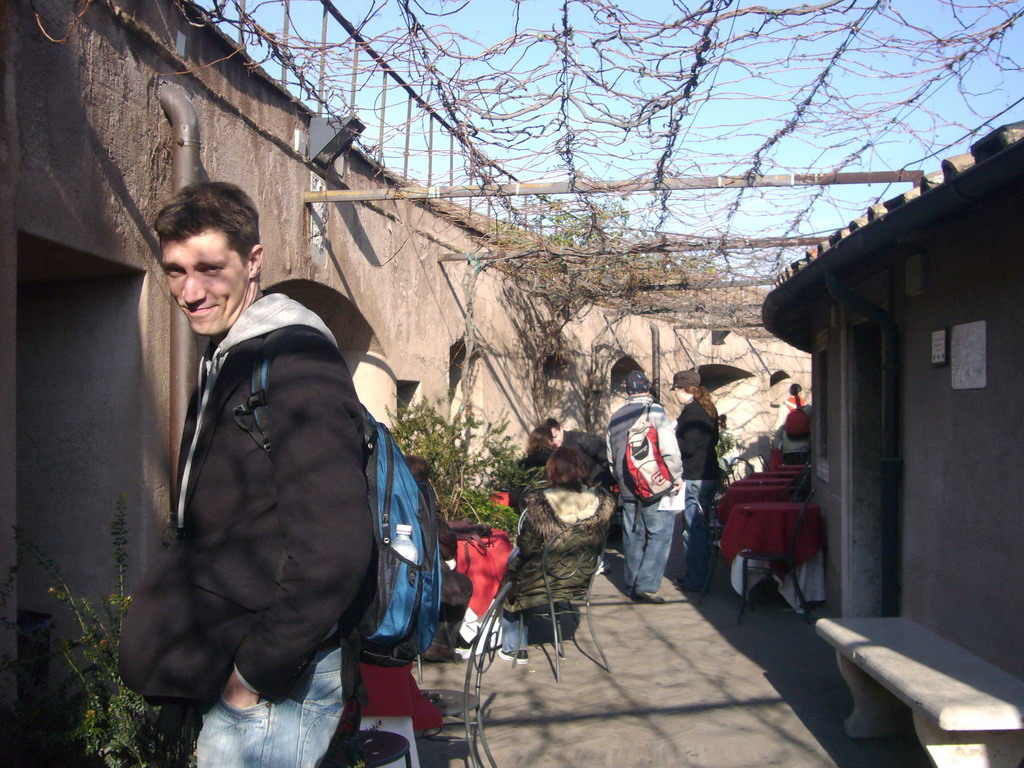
118, 183, 373, 767
541, 417, 615, 491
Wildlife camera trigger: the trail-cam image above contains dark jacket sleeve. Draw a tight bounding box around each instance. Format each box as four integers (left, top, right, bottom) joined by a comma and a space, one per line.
233, 330, 374, 698
564, 431, 615, 489
676, 403, 720, 482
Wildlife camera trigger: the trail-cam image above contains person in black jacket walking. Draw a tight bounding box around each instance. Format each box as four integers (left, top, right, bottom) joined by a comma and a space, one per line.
671, 370, 722, 592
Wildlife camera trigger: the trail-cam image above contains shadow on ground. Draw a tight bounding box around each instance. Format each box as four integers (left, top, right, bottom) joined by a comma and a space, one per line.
413, 519, 931, 767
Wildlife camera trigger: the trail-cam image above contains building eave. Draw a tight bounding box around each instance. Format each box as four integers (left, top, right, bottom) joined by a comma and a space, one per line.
762, 122, 1024, 351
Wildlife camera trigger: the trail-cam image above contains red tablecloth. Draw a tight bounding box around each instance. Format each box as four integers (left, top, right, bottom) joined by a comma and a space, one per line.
732, 477, 792, 487
359, 663, 443, 730
489, 491, 511, 507
746, 470, 802, 480
455, 529, 513, 616
719, 502, 825, 575
717, 483, 792, 523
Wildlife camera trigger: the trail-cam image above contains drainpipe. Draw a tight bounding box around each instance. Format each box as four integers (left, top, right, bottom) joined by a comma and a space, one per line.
158, 80, 201, 500
824, 270, 902, 617
650, 323, 661, 401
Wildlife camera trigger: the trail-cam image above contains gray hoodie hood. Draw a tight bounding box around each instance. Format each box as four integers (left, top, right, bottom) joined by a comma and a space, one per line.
176, 293, 337, 532
214, 293, 337, 358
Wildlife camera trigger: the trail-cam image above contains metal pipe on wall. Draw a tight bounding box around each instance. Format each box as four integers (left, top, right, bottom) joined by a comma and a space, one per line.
158, 80, 201, 503
824, 270, 902, 617
650, 323, 661, 401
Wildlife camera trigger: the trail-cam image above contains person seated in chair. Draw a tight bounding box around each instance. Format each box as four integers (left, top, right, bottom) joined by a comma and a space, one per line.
498, 447, 615, 664
406, 455, 473, 663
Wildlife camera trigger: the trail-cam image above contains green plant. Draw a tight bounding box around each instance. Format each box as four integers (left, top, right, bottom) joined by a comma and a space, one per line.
717, 429, 737, 460
0, 496, 167, 768
389, 401, 530, 533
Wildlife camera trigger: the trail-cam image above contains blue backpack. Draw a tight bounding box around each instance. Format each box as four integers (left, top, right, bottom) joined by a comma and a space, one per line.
233, 352, 442, 667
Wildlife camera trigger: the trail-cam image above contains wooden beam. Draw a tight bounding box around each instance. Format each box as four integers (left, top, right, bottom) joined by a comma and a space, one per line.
435, 236, 825, 263
306, 170, 922, 204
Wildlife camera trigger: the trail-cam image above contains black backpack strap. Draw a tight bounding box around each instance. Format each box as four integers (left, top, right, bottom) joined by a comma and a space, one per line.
233, 356, 272, 455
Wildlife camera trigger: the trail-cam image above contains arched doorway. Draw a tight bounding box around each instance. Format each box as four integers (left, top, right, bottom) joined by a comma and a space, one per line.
697, 363, 758, 450
607, 355, 643, 413
270, 280, 395, 422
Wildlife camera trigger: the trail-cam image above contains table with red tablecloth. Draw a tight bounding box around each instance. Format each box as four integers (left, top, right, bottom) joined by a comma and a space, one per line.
360, 662, 443, 731
358, 662, 443, 767
746, 470, 803, 481
716, 481, 792, 523
720, 501, 826, 611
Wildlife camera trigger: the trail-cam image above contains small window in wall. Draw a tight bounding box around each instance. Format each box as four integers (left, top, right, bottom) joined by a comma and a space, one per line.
697, 364, 755, 394
396, 380, 419, 411
448, 340, 466, 403
769, 370, 790, 388
543, 353, 569, 380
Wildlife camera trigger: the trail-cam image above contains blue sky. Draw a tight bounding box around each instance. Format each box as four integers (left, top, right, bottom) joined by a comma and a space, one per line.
206, 0, 1024, 274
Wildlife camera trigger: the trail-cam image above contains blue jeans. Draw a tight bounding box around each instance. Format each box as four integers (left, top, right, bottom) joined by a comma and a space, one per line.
680, 479, 720, 590
196, 647, 345, 768
500, 609, 526, 654
621, 498, 674, 594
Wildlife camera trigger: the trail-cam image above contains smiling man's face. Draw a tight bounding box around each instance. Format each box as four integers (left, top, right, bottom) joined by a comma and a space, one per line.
161, 230, 263, 343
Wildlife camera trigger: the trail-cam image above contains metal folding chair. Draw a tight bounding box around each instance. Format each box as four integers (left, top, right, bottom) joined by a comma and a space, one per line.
460, 581, 511, 768
507, 523, 612, 683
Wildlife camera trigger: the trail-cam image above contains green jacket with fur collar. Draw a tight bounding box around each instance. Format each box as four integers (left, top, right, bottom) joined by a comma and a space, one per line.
504, 486, 614, 612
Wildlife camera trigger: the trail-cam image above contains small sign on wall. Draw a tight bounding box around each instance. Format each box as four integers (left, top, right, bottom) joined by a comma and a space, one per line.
951, 320, 986, 390
930, 329, 947, 366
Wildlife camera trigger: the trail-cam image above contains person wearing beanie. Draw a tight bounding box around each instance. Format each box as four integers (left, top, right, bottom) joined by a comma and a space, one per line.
606, 370, 683, 604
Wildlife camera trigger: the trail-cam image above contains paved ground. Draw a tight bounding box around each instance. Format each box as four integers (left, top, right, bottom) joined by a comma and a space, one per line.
410, 525, 931, 768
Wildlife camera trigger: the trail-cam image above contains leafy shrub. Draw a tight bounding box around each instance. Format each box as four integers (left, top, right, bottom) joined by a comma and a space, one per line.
0, 496, 169, 768
389, 401, 530, 533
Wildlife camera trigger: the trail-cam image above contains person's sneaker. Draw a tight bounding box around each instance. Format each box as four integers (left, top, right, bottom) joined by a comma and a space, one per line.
631, 590, 666, 604
672, 578, 703, 594
497, 648, 529, 665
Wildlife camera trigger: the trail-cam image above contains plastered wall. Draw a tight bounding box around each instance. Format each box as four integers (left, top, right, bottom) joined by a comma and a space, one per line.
797, 180, 1024, 675
896, 185, 1024, 676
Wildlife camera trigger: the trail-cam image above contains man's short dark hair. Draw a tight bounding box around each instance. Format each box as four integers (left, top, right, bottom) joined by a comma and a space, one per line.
527, 427, 554, 455
540, 417, 561, 432
154, 181, 260, 257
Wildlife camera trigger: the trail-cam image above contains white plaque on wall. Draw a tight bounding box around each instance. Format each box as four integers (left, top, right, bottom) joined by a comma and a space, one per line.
951, 321, 986, 390
931, 329, 947, 365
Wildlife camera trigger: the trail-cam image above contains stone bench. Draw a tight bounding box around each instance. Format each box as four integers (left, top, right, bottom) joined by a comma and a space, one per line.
816, 617, 1024, 768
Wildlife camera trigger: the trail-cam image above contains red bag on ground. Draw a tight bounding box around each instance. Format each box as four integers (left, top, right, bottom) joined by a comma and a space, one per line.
769, 446, 784, 471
